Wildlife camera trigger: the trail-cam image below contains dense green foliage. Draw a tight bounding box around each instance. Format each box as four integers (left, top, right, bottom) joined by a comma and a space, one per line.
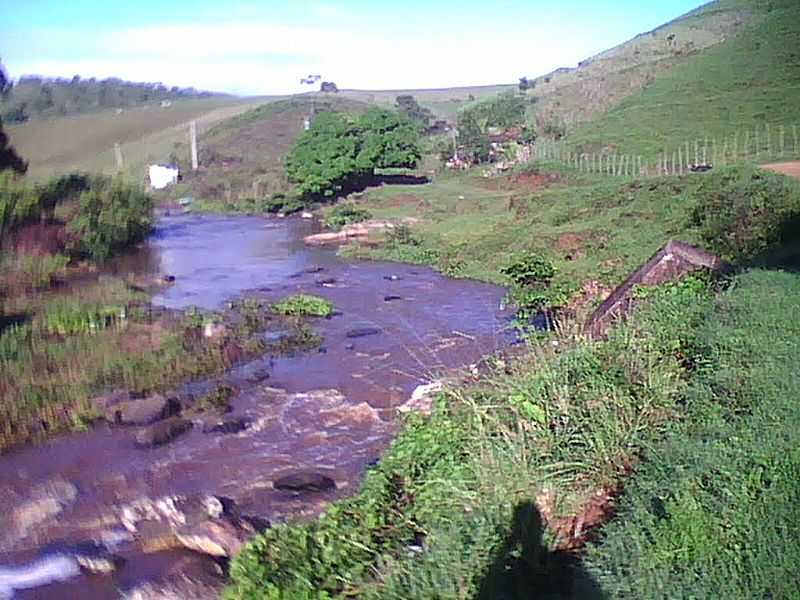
285, 108, 421, 198
0, 75, 219, 123
459, 91, 529, 131
272, 294, 334, 317
0, 67, 27, 173
586, 268, 800, 599
67, 176, 154, 261
690, 164, 800, 262
323, 203, 372, 230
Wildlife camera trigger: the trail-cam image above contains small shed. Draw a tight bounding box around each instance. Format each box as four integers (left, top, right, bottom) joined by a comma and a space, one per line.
148, 164, 180, 190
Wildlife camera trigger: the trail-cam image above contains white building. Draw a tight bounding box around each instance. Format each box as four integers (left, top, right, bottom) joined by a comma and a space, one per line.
148, 164, 180, 190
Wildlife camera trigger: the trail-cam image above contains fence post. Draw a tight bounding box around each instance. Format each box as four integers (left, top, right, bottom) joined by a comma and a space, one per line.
114, 143, 124, 170
190, 120, 199, 170
754, 127, 759, 159
703, 138, 708, 166
766, 123, 771, 159
712, 138, 717, 166
780, 125, 785, 158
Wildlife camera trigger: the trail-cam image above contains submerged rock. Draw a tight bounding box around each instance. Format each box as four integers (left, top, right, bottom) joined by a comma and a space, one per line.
13, 478, 78, 535
383, 295, 403, 302
135, 418, 192, 448
176, 518, 249, 558
202, 418, 250, 435
273, 472, 336, 494
345, 327, 382, 338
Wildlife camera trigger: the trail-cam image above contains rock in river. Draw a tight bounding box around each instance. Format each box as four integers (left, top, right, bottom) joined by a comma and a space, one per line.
105, 393, 180, 426
12, 478, 78, 536
273, 471, 337, 494
345, 327, 382, 338
135, 417, 192, 448
176, 518, 249, 558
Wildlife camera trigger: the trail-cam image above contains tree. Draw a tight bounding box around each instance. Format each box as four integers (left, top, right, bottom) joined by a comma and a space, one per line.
285, 109, 422, 198
356, 108, 421, 171
0, 64, 27, 173
284, 112, 361, 197
395, 95, 433, 129
320, 81, 339, 93
456, 114, 490, 163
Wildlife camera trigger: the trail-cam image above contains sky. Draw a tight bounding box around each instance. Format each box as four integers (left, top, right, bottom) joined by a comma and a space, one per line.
0, 0, 705, 95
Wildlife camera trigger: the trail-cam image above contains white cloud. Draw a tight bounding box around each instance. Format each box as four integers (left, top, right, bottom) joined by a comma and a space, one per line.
12, 21, 587, 95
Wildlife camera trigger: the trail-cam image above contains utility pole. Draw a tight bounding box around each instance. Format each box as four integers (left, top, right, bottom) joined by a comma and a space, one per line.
190, 120, 198, 170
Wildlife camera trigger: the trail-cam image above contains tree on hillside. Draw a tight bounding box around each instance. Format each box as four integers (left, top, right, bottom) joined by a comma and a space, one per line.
356, 108, 422, 172
285, 108, 422, 198
0, 65, 27, 173
395, 95, 433, 129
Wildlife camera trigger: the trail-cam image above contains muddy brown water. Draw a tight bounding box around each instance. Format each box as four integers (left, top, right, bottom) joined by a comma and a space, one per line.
0, 214, 512, 599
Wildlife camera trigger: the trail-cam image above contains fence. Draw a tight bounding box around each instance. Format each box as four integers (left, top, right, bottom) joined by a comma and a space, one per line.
531, 122, 800, 178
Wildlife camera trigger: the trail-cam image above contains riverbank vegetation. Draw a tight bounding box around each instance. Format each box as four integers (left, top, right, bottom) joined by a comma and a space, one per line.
226, 158, 800, 598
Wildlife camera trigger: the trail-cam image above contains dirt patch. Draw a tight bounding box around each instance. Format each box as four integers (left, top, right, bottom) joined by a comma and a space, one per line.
763, 161, 800, 180
482, 171, 561, 193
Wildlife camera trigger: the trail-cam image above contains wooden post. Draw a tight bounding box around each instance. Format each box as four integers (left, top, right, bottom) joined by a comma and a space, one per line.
685, 141, 690, 168
766, 123, 771, 158
754, 127, 759, 159
794, 125, 799, 157
694, 140, 699, 166
780, 125, 785, 158
703, 138, 708, 166
678, 145, 683, 174
252, 180, 259, 198
712, 138, 718, 166
190, 120, 199, 170
114, 143, 124, 170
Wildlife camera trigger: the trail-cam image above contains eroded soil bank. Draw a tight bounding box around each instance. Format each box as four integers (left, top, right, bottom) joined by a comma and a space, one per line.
0, 214, 511, 599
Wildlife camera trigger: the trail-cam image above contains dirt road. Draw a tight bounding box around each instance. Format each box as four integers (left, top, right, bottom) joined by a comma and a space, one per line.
763, 161, 800, 180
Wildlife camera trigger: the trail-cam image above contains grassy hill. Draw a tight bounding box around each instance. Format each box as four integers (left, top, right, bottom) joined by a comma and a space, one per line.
527, 0, 765, 132
5, 97, 269, 179
0, 75, 225, 124
564, 0, 800, 159
173, 96, 372, 204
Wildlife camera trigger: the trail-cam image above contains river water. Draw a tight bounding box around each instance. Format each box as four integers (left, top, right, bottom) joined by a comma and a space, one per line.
0, 214, 511, 599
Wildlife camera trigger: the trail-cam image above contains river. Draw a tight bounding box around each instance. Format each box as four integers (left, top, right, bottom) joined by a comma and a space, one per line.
0, 214, 511, 599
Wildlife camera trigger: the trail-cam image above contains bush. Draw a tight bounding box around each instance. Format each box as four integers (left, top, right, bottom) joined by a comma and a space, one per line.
0, 171, 43, 238
690, 164, 800, 263
262, 193, 306, 215
273, 294, 334, 317
324, 204, 371, 230
8, 253, 69, 289
67, 176, 154, 261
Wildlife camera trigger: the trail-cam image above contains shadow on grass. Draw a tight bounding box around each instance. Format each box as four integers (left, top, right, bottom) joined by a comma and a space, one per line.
475, 502, 603, 600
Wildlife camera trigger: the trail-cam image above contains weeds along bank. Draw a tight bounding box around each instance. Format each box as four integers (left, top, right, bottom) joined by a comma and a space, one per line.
226, 165, 800, 598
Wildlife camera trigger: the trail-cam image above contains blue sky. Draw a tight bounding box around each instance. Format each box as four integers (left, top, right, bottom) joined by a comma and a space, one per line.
1, 0, 705, 95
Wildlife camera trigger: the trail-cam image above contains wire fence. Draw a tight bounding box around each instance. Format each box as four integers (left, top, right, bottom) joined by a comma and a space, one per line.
532, 122, 800, 177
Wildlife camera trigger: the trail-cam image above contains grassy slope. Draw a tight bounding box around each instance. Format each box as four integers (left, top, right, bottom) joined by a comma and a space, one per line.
345, 164, 706, 291
528, 0, 760, 130
5, 97, 268, 179
337, 85, 514, 120
587, 268, 800, 598
565, 0, 800, 158
175, 96, 371, 203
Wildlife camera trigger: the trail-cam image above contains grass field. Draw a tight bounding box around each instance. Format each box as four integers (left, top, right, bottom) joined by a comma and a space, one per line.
5, 97, 271, 179
564, 0, 800, 159
526, 0, 763, 132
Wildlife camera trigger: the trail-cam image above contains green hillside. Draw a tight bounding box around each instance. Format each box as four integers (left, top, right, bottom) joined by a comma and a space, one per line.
565, 0, 800, 159
527, 0, 764, 131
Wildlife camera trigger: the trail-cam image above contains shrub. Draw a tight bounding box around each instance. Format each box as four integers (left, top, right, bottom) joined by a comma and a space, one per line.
262, 193, 306, 215
273, 294, 334, 317
9, 253, 69, 289
324, 204, 371, 230
0, 171, 42, 238
67, 176, 154, 261
689, 164, 800, 263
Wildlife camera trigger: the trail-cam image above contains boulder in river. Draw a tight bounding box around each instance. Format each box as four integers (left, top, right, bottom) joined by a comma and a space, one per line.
135, 417, 192, 448
346, 327, 382, 338
105, 393, 180, 426
175, 518, 249, 558
273, 471, 337, 494
72, 543, 122, 574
